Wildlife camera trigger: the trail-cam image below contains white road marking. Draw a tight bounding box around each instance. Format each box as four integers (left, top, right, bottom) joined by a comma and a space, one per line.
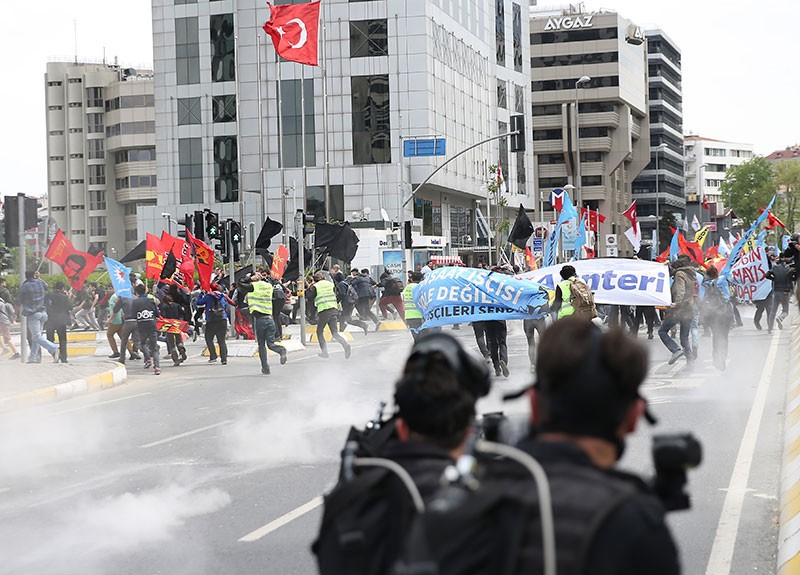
51, 392, 153, 415
705, 330, 780, 575
139, 420, 233, 449
239, 496, 323, 542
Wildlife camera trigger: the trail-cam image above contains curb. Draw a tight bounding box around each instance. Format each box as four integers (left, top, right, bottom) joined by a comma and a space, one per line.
779, 312, 800, 574
0, 363, 128, 411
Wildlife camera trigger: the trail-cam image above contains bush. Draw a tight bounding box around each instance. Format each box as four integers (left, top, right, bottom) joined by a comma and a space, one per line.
0, 271, 110, 301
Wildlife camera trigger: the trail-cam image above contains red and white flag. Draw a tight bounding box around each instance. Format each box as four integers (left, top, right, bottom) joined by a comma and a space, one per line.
263, 1, 321, 66
497, 165, 507, 195
622, 200, 638, 229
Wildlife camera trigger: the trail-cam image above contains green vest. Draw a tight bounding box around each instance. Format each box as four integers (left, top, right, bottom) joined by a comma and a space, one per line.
557, 279, 575, 319
403, 283, 422, 319
314, 280, 338, 312
247, 281, 274, 315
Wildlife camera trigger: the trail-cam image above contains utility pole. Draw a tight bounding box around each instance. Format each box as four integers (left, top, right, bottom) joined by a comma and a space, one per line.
226, 220, 236, 336
18, 193, 26, 363
295, 210, 307, 346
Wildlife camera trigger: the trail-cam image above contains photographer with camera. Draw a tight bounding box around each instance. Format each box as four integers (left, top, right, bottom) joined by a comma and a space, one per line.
312, 332, 491, 575
397, 318, 684, 575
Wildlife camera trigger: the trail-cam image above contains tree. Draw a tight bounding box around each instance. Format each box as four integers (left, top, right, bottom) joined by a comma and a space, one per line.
658, 211, 679, 254
774, 160, 800, 232
486, 164, 510, 261
719, 157, 776, 226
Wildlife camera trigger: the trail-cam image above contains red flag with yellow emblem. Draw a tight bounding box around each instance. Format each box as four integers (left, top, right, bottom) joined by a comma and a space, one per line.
270, 244, 289, 280
145, 233, 166, 280
186, 228, 214, 291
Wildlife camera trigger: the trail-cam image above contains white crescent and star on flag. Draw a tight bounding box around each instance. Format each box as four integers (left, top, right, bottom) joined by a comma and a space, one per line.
275, 17, 308, 49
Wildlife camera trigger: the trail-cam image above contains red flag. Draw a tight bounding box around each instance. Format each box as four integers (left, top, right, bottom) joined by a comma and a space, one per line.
145, 233, 166, 280
157, 317, 189, 335
704, 245, 719, 260
270, 244, 290, 280
760, 207, 787, 230
579, 208, 606, 231
160, 232, 194, 287
622, 200, 638, 228
656, 245, 671, 263
677, 233, 704, 265
584, 247, 596, 259
524, 246, 537, 270
262, 1, 321, 66
186, 229, 215, 291
702, 196, 710, 210
44, 229, 103, 290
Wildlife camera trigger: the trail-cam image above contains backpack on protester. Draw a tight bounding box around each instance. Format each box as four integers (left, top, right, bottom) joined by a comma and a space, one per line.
569, 279, 597, 319
207, 295, 226, 322
337, 281, 359, 306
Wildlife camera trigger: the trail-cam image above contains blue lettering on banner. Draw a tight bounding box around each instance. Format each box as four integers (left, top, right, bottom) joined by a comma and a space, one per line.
414, 267, 550, 329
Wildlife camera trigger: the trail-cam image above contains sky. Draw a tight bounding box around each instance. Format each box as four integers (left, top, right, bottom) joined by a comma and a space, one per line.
4, 0, 798, 198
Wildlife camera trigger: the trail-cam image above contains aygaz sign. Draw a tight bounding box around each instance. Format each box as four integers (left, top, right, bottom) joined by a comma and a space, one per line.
544, 14, 595, 31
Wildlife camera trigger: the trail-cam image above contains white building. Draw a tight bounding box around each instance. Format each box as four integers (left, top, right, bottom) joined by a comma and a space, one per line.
684, 135, 754, 207
145, 0, 535, 268
44, 61, 156, 257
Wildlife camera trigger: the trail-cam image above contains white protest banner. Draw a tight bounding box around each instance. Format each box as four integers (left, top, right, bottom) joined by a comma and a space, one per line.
729, 246, 771, 302
517, 258, 672, 306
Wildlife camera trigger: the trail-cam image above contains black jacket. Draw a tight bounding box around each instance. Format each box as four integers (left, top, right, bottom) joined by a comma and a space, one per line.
766, 263, 796, 292
46, 291, 73, 327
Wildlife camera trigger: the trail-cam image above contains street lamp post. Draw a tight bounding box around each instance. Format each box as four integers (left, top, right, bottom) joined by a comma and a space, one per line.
654, 143, 668, 256
697, 163, 709, 231
574, 75, 591, 211
161, 212, 173, 236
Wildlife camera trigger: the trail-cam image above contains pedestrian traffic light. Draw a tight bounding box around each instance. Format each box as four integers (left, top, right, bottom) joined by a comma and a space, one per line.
205, 211, 220, 240
177, 213, 193, 239
215, 220, 227, 257
193, 210, 205, 242
229, 221, 242, 245
302, 211, 315, 236
2, 196, 19, 247
510, 114, 525, 153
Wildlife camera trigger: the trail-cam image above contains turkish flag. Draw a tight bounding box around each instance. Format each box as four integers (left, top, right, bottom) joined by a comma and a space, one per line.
187, 228, 215, 291
579, 208, 606, 232
45, 229, 103, 290
622, 200, 637, 228
263, 1, 321, 66
270, 244, 290, 280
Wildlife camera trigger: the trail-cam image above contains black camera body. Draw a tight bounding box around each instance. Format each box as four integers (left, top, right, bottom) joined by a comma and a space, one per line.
651, 433, 702, 512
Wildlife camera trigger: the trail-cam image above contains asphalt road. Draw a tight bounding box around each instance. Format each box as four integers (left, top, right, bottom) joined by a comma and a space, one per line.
0, 309, 788, 575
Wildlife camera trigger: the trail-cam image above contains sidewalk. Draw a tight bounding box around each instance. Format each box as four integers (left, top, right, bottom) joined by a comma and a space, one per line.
0, 356, 127, 411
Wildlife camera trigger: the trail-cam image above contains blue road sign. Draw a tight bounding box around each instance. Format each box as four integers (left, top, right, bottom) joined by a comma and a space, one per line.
403, 138, 446, 157
532, 238, 544, 254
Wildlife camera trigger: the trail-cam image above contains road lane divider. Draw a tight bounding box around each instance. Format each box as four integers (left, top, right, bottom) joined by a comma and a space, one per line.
239, 496, 323, 542
139, 420, 233, 449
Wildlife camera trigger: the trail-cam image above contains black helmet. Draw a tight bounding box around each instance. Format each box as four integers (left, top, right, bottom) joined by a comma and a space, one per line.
406, 332, 491, 400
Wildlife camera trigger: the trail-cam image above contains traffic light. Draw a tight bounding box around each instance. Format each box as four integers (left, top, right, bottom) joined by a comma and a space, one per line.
205, 211, 221, 240
301, 211, 315, 236
215, 220, 227, 263
0, 245, 11, 271
510, 114, 525, 153
404, 221, 413, 248
193, 210, 205, 242
24, 198, 41, 230
177, 213, 193, 239
228, 220, 241, 261
3, 196, 19, 247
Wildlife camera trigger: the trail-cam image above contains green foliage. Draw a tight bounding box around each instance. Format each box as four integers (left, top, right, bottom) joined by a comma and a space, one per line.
487, 164, 511, 239
775, 160, 800, 232
0, 271, 110, 301
719, 158, 776, 226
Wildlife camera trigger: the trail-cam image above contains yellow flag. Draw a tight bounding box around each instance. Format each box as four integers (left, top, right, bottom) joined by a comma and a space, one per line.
743, 234, 757, 254
694, 226, 710, 247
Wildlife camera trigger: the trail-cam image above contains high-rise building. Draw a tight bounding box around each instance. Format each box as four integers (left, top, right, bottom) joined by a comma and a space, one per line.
684, 135, 754, 237
145, 0, 535, 267
631, 29, 684, 256
529, 7, 651, 255
44, 61, 156, 257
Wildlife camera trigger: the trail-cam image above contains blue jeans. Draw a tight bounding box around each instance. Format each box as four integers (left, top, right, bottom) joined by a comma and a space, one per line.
27, 311, 58, 361
658, 316, 693, 364
253, 315, 286, 372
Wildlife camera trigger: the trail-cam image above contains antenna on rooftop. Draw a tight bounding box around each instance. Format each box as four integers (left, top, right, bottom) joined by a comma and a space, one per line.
73, 20, 78, 64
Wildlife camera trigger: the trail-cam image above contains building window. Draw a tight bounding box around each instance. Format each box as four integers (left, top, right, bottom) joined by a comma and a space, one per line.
69, 153, 84, 159
512, 3, 522, 72
116, 175, 157, 189
495, 0, 505, 66
538, 177, 569, 189
49, 130, 64, 136
125, 229, 139, 242
68, 78, 82, 84
176, 17, 200, 85
307, 185, 344, 222
179, 138, 203, 204
89, 190, 106, 210
71, 206, 85, 211
175, 0, 196, 4
51, 206, 66, 212
532, 76, 619, 92
48, 105, 63, 111
90, 217, 107, 236
105, 121, 156, 137
538, 154, 565, 165
498, 121, 509, 191
69, 127, 83, 133
281, 79, 315, 168
351, 75, 391, 165
86, 87, 104, 107
516, 151, 526, 193
124, 204, 138, 216
88, 241, 105, 254
50, 181, 65, 186
212, 95, 236, 123
213, 136, 238, 203
70, 179, 85, 185
87, 113, 104, 133
178, 97, 202, 125
49, 155, 65, 161
47, 81, 62, 87
350, 19, 388, 58
449, 206, 473, 246
88, 139, 104, 160
88, 165, 106, 185
582, 175, 602, 187
531, 26, 618, 45
69, 102, 82, 108
116, 148, 156, 163
105, 95, 155, 111
413, 199, 442, 236
497, 80, 507, 109
532, 52, 619, 68
579, 127, 609, 138
210, 13, 235, 82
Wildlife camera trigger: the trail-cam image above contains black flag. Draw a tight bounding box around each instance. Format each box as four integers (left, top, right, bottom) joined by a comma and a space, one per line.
255, 217, 283, 253
283, 237, 313, 281
160, 251, 177, 280
314, 222, 359, 262
507, 204, 534, 250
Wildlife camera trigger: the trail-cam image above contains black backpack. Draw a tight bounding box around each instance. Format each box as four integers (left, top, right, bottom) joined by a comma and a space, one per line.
207, 295, 226, 322
336, 281, 358, 305
702, 280, 728, 312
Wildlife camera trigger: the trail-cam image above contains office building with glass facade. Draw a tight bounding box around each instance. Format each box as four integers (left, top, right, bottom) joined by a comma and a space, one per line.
529, 7, 651, 255
45, 62, 156, 257
143, 0, 535, 263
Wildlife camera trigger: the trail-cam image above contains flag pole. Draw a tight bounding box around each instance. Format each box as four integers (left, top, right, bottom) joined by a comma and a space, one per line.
278, 58, 288, 246
301, 60, 309, 260
256, 34, 266, 230
234, 34, 244, 230
320, 1, 330, 223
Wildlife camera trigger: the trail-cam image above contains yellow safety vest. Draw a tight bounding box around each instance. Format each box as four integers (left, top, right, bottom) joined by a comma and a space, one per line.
314, 280, 338, 312
247, 281, 274, 315
557, 279, 575, 319
403, 283, 422, 319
